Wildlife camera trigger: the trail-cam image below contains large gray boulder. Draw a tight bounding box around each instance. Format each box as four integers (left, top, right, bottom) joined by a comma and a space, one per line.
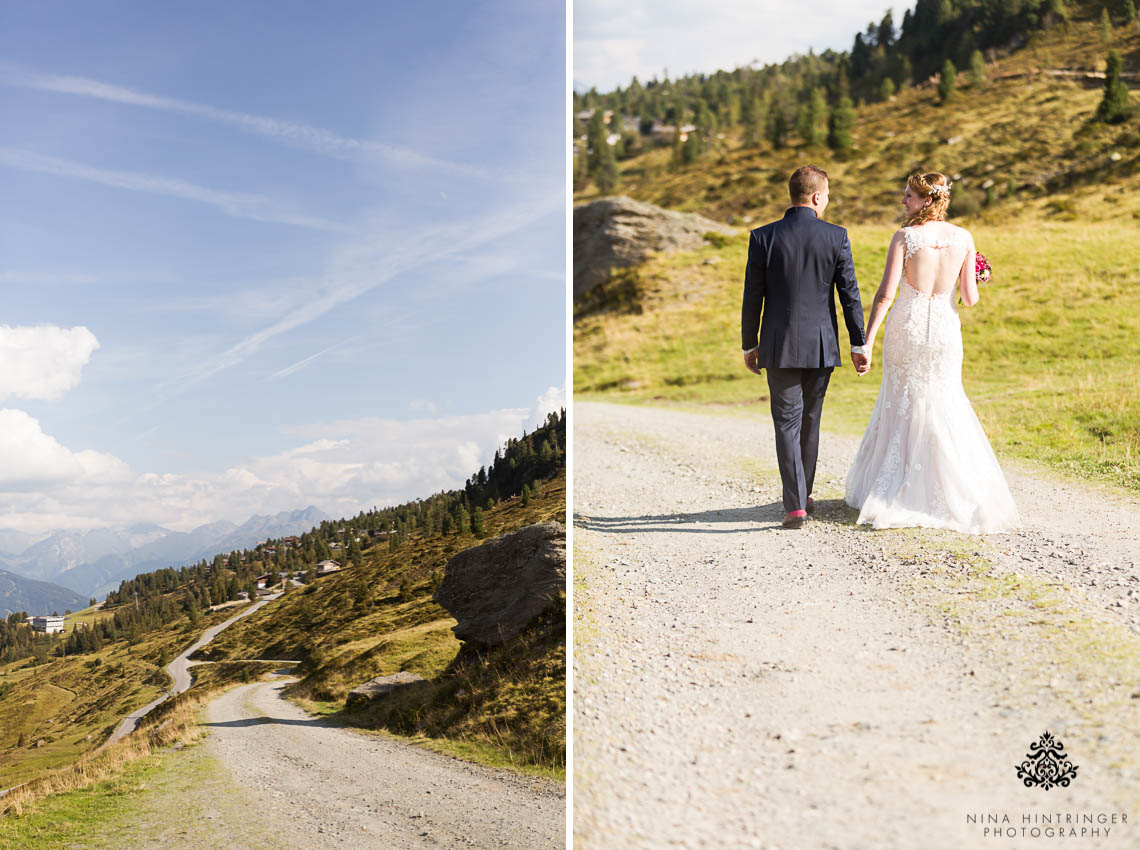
433, 522, 565, 646
345, 671, 427, 708
573, 195, 736, 300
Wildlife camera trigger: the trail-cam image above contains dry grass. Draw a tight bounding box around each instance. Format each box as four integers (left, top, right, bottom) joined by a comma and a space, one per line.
1, 661, 280, 819
2, 695, 200, 817
285, 618, 460, 702
576, 18, 1140, 228
336, 598, 566, 776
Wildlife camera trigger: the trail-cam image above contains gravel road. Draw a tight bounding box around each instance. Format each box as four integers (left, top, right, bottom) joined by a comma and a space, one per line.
106, 595, 279, 746
574, 401, 1140, 849
196, 677, 565, 849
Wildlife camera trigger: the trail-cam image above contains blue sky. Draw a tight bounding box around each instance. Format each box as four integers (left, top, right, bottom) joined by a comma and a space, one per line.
0, 1, 565, 534
575, 0, 906, 92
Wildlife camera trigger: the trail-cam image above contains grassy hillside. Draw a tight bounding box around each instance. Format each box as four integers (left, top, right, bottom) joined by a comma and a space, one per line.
577, 15, 1140, 226
202, 472, 567, 776
0, 605, 235, 789
575, 13, 1140, 493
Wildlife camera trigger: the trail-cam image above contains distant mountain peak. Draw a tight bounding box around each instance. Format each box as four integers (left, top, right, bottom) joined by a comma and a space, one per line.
2, 504, 333, 598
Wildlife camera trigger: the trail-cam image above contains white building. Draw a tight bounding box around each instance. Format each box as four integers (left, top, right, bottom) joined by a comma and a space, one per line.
32, 615, 66, 634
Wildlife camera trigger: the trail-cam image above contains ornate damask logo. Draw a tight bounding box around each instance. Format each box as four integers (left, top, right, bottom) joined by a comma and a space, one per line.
1016, 731, 1078, 790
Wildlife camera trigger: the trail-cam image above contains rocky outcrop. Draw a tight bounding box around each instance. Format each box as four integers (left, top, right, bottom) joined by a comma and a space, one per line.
433, 522, 565, 646
345, 672, 427, 708
573, 196, 736, 300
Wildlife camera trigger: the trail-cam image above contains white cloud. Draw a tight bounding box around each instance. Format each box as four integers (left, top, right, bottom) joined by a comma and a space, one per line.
0, 325, 100, 401
575, 0, 898, 91
0, 66, 492, 179
0, 393, 562, 534
0, 148, 345, 232
0, 409, 130, 491
529, 385, 566, 430
409, 399, 439, 414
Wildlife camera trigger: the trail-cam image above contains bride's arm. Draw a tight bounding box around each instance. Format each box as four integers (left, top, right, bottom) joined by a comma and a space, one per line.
959, 230, 979, 306
864, 230, 906, 349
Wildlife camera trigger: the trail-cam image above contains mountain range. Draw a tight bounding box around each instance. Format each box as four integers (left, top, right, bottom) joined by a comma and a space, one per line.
0, 507, 330, 600
0, 569, 87, 619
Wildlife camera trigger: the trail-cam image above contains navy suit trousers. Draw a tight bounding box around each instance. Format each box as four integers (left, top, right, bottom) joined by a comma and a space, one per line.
766, 367, 833, 514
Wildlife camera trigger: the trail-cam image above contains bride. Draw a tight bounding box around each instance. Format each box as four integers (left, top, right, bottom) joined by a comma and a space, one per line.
845, 172, 1020, 534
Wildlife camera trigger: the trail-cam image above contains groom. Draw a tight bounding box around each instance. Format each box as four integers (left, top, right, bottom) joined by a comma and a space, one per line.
741, 165, 868, 529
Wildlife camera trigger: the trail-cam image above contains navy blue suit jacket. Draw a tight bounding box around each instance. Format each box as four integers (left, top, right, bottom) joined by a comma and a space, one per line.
741, 206, 866, 369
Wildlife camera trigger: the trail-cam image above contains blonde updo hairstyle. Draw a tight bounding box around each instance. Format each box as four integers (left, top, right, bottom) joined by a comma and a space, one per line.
904, 172, 951, 226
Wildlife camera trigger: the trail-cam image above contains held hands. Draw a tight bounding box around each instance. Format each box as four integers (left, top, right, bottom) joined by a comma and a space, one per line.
743, 348, 763, 375
852, 351, 871, 375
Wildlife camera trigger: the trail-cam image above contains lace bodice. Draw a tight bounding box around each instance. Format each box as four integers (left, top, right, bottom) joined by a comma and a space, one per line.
901, 224, 966, 260
901, 224, 969, 298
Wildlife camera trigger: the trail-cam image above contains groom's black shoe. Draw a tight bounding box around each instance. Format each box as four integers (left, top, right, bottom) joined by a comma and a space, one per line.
782, 510, 807, 529
806, 497, 815, 516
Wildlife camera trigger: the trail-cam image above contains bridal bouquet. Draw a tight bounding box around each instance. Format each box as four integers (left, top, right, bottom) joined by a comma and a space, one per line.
976, 253, 992, 285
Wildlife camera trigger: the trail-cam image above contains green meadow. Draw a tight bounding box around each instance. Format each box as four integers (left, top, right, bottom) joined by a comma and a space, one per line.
574, 223, 1140, 492
0, 605, 240, 791
575, 9, 1140, 496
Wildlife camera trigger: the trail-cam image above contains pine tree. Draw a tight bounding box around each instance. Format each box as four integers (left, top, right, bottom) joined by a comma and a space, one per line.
572, 144, 590, 191
1096, 50, 1133, 122
877, 10, 895, 47
800, 88, 828, 146
968, 50, 986, 87
1100, 6, 1113, 41
827, 97, 856, 152
766, 107, 788, 149
938, 60, 957, 104
586, 109, 606, 169
682, 131, 702, 164
1123, 0, 1136, 25
742, 95, 765, 147
587, 110, 619, 193
879, 77, 896, 100
898, 57, 914, 89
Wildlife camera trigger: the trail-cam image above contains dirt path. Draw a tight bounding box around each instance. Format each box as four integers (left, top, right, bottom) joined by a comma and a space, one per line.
573, 401, 1140, 849
180, 677, 566, 849
106, 595, 279, 746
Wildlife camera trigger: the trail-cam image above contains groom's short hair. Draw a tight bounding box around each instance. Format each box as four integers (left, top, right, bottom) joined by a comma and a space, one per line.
789, 165, 828, 204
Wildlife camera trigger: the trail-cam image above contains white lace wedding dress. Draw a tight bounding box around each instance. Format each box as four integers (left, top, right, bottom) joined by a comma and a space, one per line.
845, 224, 1021, 533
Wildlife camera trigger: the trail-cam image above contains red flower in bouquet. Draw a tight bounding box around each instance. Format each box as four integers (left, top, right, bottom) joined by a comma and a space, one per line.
975, 253, 992, 285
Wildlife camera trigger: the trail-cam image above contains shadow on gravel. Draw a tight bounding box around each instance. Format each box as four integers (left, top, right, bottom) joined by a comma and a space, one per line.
575, 499, 861, 533
202, 716, 331, 729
